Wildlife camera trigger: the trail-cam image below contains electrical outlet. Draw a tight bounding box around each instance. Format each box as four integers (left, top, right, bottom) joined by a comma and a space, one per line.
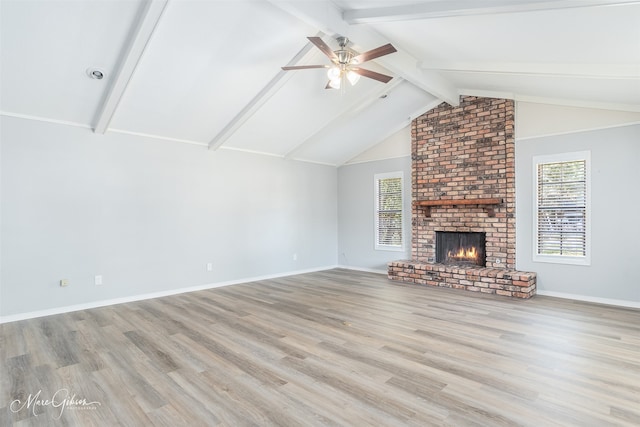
293, 253, 298, 261
60, 279, 69, 287
95, 275, 103, 285
206, 263, 213, 271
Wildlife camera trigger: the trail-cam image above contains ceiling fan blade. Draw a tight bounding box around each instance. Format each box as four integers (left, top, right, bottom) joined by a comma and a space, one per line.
352, 43, 397, 64
325, 81, 335, 90
282, 65, 329, 70
351, 68, 394, 83
307, 36, 338, 62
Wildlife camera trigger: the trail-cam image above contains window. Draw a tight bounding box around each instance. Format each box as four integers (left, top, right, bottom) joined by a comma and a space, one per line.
375, 172, 404, 251
534, 151, 590, 265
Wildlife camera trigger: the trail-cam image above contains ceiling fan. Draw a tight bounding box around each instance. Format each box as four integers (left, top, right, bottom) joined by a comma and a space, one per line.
282, 36, 397, 90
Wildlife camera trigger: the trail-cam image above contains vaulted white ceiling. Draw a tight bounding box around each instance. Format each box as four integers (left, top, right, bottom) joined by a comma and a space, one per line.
1, 0, 639, 166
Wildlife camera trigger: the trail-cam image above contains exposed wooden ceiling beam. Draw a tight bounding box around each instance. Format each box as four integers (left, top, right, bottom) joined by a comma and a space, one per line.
267, 0, 460, 107
267, 0, 350, 38
344, 0, 640, 24
93, 0, 168, 134
460, 88, 640, 112
208, 35, 321, 151
408, 99, 448, 122
418, 61, 640, 79
344, 25, 460, 106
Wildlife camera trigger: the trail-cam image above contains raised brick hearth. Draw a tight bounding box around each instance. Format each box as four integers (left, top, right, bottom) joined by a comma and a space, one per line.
389, 261, 536, 298
388, 96, 536, 299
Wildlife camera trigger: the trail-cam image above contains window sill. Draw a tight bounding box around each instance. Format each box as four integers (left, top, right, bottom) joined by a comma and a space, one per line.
533, 255, 591, 266
375, 245, 405, 252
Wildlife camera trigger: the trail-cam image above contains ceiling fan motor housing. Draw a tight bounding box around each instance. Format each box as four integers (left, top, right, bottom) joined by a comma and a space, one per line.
335, 37, 354, 65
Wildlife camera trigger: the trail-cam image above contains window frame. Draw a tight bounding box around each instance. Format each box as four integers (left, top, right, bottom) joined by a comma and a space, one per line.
374, 171, 405, 252
533, 151, 591, 266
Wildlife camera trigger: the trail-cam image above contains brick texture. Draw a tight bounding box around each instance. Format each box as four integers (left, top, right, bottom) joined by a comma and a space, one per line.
388, 96, 536, 299
388, 260, 536, 299
412, 96, 515, 268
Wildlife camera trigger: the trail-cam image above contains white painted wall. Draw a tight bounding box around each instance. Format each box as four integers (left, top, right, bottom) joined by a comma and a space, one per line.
338, 102, 640, 305
0, 116, 338, 319
516, 123, 640, 304
338, 156, 412, 272
3, 101, 638, 319
516, 102, 640, 140
345, 126, 411, 165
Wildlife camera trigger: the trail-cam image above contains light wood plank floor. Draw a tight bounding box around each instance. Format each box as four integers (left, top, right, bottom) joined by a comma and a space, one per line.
1, 269, 639, 426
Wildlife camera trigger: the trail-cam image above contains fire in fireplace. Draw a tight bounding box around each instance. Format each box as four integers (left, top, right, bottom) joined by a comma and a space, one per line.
436, 231, 486, 267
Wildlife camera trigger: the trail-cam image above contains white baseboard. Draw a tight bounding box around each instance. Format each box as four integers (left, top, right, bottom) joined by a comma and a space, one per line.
536, 290, 640, 309
337, 265, 388, 275
0, 265, 339, 324
5, 268, 635, 323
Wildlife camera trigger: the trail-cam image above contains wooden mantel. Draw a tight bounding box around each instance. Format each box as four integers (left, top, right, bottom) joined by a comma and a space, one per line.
414, 198, 503, 217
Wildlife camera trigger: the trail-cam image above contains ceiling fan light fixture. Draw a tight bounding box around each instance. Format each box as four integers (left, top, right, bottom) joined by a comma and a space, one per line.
282, 36, 396, 91
347, 70, 360, 86
327, 66, 340, 80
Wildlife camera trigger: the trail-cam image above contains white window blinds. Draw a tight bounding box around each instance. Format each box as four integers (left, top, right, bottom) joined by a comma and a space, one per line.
536, 158, 588, 259
375, 173, 403, 250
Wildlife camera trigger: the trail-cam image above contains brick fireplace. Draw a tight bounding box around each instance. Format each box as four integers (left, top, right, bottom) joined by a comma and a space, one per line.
388, 96, 536, 298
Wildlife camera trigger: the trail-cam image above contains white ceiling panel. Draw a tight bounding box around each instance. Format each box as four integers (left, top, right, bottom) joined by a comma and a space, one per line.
0, 0, 144, 125
1, 0, 638, 165
223, 48, 397, 157
371, 4, 640, 65
292, 80, 438, 165
450, 71, 640, 109
109, 0, 314, 143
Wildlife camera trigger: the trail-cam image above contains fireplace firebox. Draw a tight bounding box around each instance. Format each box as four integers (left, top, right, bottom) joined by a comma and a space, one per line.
436, 232, 486, 267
